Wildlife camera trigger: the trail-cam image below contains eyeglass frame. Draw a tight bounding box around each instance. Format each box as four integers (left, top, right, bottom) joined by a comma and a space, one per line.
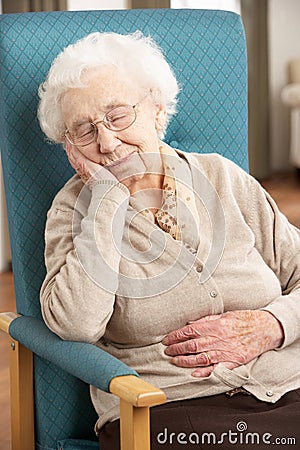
64, 95, 148, 148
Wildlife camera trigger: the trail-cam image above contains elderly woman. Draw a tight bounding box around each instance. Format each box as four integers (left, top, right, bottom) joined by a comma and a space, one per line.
38, 31, 300, 449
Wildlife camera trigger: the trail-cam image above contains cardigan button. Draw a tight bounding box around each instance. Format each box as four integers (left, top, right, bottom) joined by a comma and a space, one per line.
195, 264, 203, 273
210, 290, 218, 298
266, 390, 274, 397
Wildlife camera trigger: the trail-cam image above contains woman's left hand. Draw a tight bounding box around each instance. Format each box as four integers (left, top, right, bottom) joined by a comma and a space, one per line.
162, 310, 284, 377
65, 141, 117, 188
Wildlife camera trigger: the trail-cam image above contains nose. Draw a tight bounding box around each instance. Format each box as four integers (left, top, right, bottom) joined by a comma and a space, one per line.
95, 123, 121, 154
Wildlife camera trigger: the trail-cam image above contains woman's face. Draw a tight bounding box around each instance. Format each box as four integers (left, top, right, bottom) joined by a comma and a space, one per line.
61, 66, 166, 183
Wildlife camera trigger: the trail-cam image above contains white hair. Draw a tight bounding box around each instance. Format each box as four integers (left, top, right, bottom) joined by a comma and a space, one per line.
38, 31, 180, 142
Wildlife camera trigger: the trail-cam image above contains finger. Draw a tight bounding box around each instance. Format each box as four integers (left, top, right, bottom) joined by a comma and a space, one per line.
191, 365, 216, 378
66, 141, 87, 162
65, 141, 81, 168
164, 337, 208, 356
192, 361, 238, 378
65, 139, 72, 153
162, 323, 203, 346
65, 143, 98, 181
170, 350, 216, 368
162, 314, 225, 346
65, 139, 78, 156
169, 349, 238, 368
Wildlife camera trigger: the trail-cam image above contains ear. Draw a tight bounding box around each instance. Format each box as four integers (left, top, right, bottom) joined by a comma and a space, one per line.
155, 105, 167, 132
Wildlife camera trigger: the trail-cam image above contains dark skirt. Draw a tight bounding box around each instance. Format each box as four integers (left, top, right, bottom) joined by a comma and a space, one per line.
99, 389, 300, 450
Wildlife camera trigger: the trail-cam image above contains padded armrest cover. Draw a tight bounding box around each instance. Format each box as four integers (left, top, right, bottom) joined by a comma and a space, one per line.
9, 316, 138, 392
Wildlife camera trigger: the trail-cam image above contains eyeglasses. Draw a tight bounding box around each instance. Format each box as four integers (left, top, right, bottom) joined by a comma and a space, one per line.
64, 100, 142, 147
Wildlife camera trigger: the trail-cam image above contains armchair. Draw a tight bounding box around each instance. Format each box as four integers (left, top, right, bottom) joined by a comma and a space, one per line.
0, 8, 248, 450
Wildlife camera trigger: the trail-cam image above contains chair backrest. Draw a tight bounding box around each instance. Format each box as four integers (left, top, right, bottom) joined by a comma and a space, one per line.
0, 8, 248, 449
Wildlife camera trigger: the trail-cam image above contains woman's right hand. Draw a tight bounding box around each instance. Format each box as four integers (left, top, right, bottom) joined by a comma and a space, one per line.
65, 141, 117, 188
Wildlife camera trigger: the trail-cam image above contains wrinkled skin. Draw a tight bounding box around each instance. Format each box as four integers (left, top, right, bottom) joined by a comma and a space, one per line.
162, 309, 284, 377
61, 66, 165, 195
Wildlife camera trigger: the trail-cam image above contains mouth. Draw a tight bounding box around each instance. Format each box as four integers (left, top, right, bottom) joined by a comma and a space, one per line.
105, 151, 137, 168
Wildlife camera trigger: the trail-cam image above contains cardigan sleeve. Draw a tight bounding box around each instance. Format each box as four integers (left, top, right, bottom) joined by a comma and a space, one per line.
246, 175, 300, 348
40, 179, 129, 343
205, 154, 300, 349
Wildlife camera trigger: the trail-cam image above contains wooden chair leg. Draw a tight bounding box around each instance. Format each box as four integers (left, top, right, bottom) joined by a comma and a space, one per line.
10, 340, 35, 450
110, 375, 167, 450
120, 400, 151, 450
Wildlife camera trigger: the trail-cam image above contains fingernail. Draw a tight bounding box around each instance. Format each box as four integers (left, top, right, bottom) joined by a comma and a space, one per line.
162, 337, 169, 346
170, 357, 178, 365
192, 372, 202, 378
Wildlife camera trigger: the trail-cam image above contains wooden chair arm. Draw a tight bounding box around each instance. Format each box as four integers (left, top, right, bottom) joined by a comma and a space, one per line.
0, 312, 34, 450
0, 312, 20, 334
110, 375, 166, 450
110, 374, 166, 407
1, 312, 166, 450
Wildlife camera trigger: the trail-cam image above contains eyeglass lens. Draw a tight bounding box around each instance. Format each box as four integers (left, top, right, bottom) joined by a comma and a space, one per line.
67, 105, 137, 146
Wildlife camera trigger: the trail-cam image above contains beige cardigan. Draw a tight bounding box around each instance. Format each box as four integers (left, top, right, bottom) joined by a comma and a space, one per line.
40, 151, 300, 433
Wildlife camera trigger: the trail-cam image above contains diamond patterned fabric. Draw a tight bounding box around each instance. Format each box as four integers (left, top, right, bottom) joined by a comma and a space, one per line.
0, 8, 248, 450
0, 8, 248, 318
9, 316, 138, 447
9, 316, 138, 392
57, 439, 99, 450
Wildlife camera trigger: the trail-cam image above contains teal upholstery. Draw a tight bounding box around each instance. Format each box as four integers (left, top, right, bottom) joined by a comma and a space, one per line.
57, 440, 99, 450
9, 316, 138, 392
0, 8, 248, 450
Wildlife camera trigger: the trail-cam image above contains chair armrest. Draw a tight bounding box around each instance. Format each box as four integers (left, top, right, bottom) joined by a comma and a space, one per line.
1, 312, 166, 450
1, 312, 166, 406
110, 376, 167, 450
3, 314, 138, 393
110, 375, 166, 407
0, 312, 20, 333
